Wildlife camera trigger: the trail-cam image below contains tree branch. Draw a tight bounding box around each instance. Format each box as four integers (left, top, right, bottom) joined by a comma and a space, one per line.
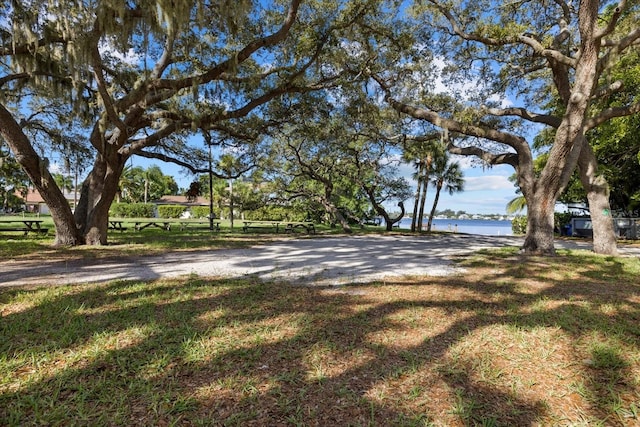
133, 150, 256, 178
594, 0, 626, 39
446, 142, 519, 167
427, 0, 576, 67
371, 74, 531, 156
483, 107, 562, 127
584, 101, 640, 131
151, 0, 302, 93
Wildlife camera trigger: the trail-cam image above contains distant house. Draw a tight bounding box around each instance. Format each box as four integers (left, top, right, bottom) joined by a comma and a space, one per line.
153, 195, 209, 206
18, 191, 210, 216
19, 188, 78, 215
152, 195, 213, 218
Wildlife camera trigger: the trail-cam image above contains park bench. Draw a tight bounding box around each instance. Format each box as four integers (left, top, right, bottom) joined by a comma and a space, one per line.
108, 220, 128, 232
109, 218, 220, 232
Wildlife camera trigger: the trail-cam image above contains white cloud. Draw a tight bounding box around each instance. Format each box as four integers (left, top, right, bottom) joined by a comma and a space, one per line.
429, 56, 515, 108
450, 154, 477, 169
49, 161, 63, 175
98, 39, 140, 66
487, 92, 514, 108
464, 175, 513, 191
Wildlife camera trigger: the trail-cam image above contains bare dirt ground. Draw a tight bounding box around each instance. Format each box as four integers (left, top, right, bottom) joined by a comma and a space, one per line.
2, 234, 638, 288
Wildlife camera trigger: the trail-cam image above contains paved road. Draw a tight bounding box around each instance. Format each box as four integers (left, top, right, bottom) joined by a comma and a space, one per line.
1, 234, 637, 288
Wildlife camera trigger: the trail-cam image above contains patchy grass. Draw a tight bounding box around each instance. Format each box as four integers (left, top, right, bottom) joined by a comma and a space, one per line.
0, 220, 342, 261
0, 229, 248, 261
2, 250, 640, 425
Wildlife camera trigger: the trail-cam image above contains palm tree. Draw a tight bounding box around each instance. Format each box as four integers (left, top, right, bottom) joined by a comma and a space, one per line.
118, 165, 144, 203
52, 173, 73, 193
402, 137, 444, 232
426, 157, 464, 232
506, 195, 527, 214
401, 144, 423, 232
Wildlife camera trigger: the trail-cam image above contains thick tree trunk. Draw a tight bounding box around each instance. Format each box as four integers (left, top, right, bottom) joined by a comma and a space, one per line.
379, 212, 392, 231
74, 154, 126, 245
383, 202, 405, 231
519, 0, 603, 256
577, 144, 618, 255
522, 188, 557, 255
331, 206, 352, 233
0, 103, 83, 246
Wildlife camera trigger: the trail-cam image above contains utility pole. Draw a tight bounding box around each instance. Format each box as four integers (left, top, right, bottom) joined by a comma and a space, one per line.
208, 143, 214, 231
229, 178, 234, 229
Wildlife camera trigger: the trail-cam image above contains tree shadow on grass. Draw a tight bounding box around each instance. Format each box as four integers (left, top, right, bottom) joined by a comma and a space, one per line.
1, 251, 639, 425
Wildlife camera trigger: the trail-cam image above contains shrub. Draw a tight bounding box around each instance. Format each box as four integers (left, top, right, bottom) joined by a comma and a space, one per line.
110, 203, 155, 218
511, 215, 527, 235
191, 206, 215, 218
157, 205, 186, 218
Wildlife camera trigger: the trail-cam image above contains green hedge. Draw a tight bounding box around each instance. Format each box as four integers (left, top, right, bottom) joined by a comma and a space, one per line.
110, 203, 155, 218
243, 206, 307, 221
191, 206, 214, 218
157, 205, 186, 218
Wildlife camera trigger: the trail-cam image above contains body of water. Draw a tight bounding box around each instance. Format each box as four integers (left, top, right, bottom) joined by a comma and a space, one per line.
396, 217, 514, 236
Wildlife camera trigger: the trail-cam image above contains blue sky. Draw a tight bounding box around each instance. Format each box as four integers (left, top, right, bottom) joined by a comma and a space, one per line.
395, 157, 517, 215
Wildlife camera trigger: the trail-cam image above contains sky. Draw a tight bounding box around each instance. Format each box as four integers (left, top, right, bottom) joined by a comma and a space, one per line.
394, 157, 517, 216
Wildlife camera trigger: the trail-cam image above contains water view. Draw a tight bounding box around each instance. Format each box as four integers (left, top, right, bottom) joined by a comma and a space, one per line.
396, 217, 514, 236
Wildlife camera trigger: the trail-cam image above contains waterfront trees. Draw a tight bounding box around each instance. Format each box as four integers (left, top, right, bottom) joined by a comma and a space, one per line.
426, 155, 464, 232
402, 135, 443, 232
373, 0, 640, 255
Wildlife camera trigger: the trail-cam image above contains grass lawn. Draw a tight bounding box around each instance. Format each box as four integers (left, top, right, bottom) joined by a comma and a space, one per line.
2, 230, 640, 425
0, 216, 347, 260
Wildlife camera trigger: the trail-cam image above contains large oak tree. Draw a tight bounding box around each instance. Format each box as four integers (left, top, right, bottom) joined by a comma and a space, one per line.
1, 0, 359, 245
372, 0, 640, 255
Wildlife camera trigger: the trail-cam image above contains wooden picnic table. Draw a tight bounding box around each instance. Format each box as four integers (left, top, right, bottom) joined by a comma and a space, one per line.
242, 220, 315, 234
134, 220, 173, 231
177, 219, 220, 231
109, 218, 220, 232
0, 218, 48, 235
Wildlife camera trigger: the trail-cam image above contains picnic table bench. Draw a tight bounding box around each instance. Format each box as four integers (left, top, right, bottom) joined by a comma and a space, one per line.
134, 220, 172, 231
177, 219, 220, 231
242, 220, 315, 234
242, 220, 281, 232
0, 218, 48, 235
108, 220, 129, 232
